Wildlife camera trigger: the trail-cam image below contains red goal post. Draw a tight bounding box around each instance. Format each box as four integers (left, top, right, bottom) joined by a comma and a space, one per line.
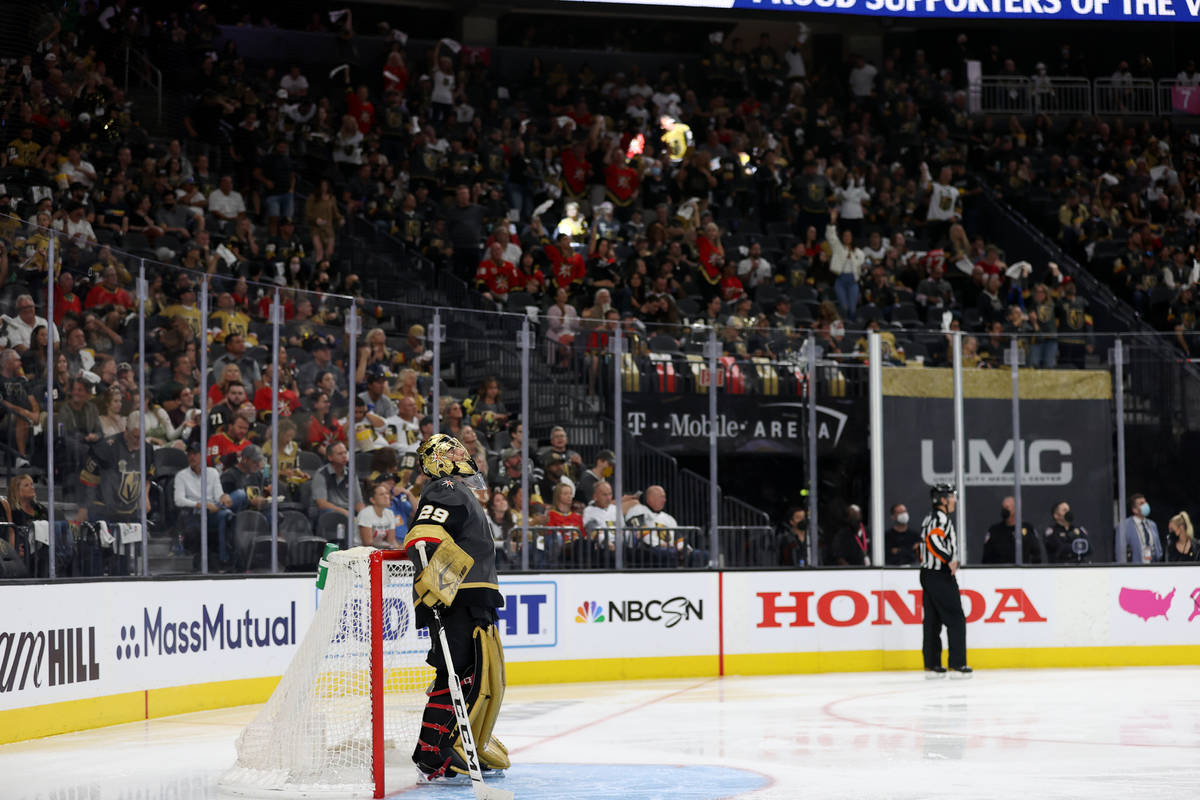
369, 548, 415, 798
219, 546, 432, 798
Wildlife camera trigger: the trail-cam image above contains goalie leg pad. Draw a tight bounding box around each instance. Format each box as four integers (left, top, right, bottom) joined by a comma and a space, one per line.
465, 623, 508, 772
452, 622, 511, 771
477, 624, 509, 769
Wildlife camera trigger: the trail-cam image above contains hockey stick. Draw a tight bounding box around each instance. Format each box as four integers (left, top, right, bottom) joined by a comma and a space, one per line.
416, 543, 514, 800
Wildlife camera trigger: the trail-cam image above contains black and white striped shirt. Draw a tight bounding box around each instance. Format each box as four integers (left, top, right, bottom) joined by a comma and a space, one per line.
920, 509, 957, 571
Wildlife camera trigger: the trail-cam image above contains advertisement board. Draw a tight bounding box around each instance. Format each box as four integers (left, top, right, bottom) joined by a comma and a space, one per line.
2, 566, 1197, 743
721, 566, 1200, 672
623, 393, 864, 457
0, 578, 317, 713
721, 569, 1058, 671
501, 572, 719, 676
880, 369, 1115, 562
1107, 568, 1200, 644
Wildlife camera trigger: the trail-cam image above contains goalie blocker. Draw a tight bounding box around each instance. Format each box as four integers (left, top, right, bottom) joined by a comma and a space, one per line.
405, 434, 509, 782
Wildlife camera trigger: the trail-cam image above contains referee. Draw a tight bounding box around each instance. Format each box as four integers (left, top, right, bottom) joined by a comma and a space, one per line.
920, 483, 972, 679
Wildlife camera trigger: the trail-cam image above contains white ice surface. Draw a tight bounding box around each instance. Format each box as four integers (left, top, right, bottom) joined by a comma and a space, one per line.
3, 668, 1199, 799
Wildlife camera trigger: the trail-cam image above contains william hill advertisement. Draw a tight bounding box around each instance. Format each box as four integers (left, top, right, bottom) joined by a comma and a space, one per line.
0, 579, 317, 727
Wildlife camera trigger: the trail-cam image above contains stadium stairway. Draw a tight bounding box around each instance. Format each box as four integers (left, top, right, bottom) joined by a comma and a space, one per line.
146, 536, 194, 575
978, 183, 1200, 523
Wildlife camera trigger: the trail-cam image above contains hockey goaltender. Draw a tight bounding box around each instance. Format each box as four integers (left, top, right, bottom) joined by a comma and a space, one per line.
404, 433, 510, 784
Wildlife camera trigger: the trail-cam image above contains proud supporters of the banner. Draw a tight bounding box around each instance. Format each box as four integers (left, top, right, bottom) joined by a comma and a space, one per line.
731, 0, 1195, 20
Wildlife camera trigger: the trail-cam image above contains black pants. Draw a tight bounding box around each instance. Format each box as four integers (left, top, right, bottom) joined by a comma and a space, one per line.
796, 210, 829, 238
414, 604, 496, 774
920, 568, 967, 669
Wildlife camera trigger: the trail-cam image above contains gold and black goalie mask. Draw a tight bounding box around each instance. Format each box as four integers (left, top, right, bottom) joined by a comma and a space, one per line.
417, 433, 484, 488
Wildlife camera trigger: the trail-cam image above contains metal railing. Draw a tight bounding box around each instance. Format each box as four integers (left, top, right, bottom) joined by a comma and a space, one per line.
724, 497, 772, 528
1094, 77, 1157, 116
618, 431, 770, 530
496, 525, 798, 572
499, 526, 600, 570
977, 75, 1191, 117
1033, 77, 1092, 115
716, 526, 782, 569
615, 525, 708, 570
980, 76, 1032, 115
123, 46, 163, 127
499, 525, 711, 571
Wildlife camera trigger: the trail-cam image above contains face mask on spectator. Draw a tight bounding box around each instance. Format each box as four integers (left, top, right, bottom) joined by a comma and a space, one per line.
1139, 502, 1151, 516
1064, 510, 1075, 525
896, 512, 909, 525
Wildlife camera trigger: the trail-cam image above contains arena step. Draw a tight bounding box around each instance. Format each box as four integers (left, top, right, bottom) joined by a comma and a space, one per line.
148, 554, 197, 575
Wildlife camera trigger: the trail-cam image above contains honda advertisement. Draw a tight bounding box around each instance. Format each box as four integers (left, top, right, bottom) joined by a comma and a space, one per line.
721, 569, 1058, 661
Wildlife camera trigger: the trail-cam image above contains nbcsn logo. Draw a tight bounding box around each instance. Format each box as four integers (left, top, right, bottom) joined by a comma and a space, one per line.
575, 601, 605, 623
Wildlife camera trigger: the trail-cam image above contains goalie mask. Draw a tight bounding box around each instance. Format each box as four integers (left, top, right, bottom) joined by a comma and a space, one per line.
417, 433, 486, 489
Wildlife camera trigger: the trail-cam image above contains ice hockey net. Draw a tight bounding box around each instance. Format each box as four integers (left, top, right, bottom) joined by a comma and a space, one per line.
219, 547, 434, 798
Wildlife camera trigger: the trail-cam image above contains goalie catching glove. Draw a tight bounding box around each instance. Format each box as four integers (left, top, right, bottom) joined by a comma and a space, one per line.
411, 532, 474, 609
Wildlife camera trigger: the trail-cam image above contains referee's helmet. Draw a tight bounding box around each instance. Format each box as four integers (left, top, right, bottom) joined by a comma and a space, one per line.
929, 482, 957, 507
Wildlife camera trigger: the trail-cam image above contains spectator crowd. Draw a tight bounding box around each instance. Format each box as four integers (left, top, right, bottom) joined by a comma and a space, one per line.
987, 114, 1200, 357
0, 3, 1194, 576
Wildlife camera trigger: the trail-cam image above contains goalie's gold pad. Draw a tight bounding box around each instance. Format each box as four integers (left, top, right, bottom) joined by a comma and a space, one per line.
413, 533, 474, 608
453, 624, 510, 770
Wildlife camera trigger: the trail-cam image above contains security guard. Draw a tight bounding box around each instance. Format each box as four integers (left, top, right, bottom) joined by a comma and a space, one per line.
981, 495, 1048, 564
919, 484, 972, 678
404, 434, 510, 783
1044, 500, 1091, 563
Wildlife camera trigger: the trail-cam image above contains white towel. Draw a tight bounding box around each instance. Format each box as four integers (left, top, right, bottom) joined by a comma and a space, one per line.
1006, 260, 1032, 279
118, 523, 143, 545
97, 520, 113, 546
33, 520, 50, 546
215, 244, 237, 267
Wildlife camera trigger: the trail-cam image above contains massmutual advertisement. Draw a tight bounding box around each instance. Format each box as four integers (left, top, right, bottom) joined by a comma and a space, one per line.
567, 0, 1199, 22
880, 368, 1115, 562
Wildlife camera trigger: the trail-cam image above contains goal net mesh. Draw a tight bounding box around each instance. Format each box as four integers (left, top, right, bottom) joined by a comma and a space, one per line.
219, 547, 434, 796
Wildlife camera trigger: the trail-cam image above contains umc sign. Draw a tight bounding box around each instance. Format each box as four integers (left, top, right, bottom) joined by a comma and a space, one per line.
920, 438, 1073, 486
